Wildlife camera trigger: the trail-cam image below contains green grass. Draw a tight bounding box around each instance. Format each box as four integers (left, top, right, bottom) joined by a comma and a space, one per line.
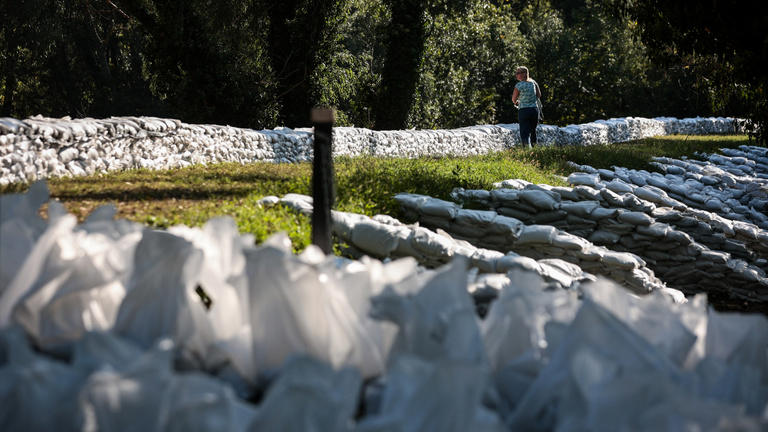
1, 134, 759, 252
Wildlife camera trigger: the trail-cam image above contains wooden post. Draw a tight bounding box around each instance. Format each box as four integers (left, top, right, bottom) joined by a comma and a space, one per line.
311, 107, 336, 254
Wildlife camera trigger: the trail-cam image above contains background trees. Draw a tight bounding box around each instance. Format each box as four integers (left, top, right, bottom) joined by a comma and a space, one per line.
1, 0, 764, 140
612, 0, 767, 142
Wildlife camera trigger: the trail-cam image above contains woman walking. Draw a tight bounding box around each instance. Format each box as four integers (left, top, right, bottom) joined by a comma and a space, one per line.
511, 66, 542, 148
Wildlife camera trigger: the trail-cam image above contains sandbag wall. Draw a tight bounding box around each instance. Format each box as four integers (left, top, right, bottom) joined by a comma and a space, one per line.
392, 193, 667, 295
0, 115, 745, 185
451, 182, 768, 302
271, 193, 601, 292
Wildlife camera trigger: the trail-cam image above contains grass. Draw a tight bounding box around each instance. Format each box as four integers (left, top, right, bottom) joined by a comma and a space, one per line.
1, 134, 759, 252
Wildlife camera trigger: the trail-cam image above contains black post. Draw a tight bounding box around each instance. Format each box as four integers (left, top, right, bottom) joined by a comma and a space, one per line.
311, 107, 336, 254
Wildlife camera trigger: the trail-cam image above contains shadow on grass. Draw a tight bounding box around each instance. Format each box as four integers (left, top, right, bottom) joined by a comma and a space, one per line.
52, 185, 260, 202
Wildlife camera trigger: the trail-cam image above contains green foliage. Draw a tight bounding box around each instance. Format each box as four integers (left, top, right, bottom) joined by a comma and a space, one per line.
312, 0, 390, 128
610, 0, 768, 143
1, 0, 763, 133
408, 0, 527, 128
0, 0, 156, 118
517, 0, 669, 125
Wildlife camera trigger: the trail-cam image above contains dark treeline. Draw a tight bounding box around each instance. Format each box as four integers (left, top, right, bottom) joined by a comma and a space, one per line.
1, 0, 765, 141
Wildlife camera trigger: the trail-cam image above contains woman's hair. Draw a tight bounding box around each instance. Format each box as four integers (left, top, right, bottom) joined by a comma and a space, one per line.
515, 66, 529, 79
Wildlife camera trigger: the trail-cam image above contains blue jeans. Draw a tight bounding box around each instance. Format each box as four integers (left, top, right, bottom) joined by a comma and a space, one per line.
519, 107, 538, 146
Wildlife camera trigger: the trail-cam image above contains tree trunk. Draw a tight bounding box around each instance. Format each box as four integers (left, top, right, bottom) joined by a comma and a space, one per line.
374, 0, 426, 130
267, 0, 339, 128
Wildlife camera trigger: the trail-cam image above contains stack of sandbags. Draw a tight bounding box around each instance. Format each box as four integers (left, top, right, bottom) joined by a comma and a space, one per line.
267, 193, 599, 295
705, 146, 768, 179
454, 178, 768, 302
393, 193, 667, 295
557, 169, 768, 270
1, 115, 746, 185
566, 149, 768, 229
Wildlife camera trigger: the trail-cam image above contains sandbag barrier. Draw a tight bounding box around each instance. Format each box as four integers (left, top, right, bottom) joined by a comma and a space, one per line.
0, 115, 745, 185
578, 147, 768, 229
452, 180, 768, 302
270, 194, 597, 297
392, 193, 667, 295
3, 182, 768, 430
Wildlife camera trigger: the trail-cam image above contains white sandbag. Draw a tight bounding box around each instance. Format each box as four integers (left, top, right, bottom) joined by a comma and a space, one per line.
583, 280, 701, 367
411, 227, 456, 257
579, 370, 758, 431
515, 225, 557, 246
617, 210, 654, 226
454, 209, 497, 226
705, 311, 768, 374
279, 193, 314, 215
332, 211, 370, 239
250, 356, 359, 432
506, 299, 685, 430
588, 230, 621, 245
567, 172, 601, 188
0, 327, 84, 431
420, 197, 459, 219
490, 188, 522, 202
487, 215, 525, 237
244, 239, 386, 379
633, 186, 664, 203
601, 251, 644, 269
551, 233, 591, 250
519, 189, 559, 211
369, 258, 483, 363
71, 331, 145, 373
256, 195, 280, 207
559, 200, 600, 218
0, 181, 49, 293
113, 230, 217, 368
482, 270, 579, 371
0, 214, 77, 329
356, 354, 505, 432
588, 207, 619, 220
634, 222, 670, 238
494, 255, 541, 274
77, 338, 253, 432
8, 206, 143, 354
349, 219, 401, 256
537, 261, 584, 289
605, 179, 634, 194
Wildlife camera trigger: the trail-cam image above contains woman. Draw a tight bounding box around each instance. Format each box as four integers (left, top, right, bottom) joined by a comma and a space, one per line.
511, 66, 542, 147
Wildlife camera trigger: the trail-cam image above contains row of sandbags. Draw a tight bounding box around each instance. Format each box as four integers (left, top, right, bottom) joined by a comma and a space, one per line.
269, 193, 610, 314
2, 182, 768, 430
392, 192, 668, 295
0, 115, 745, 185
569, 145, 768, 229
451, 179, 768, 302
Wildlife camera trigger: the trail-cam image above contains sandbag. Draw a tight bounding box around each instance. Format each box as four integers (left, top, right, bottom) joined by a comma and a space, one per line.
249, 356, 360, 432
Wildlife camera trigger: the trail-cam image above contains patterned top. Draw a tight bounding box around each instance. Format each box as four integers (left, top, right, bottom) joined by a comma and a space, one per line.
515, 80, 538, 109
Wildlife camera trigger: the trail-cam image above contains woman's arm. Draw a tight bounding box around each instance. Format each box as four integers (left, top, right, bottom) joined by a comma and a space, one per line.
535, 81, 541, 98
512, 87, 519, 106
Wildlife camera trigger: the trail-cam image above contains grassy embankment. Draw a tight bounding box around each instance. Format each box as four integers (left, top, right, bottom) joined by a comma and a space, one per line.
0, 134, 756, 253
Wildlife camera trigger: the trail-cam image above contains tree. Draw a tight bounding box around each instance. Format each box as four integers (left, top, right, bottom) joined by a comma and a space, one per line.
611, 0, 768, 142
259, 0, 346, 127
373, 0, 469, 130
1, 0, 154, 118
409, 0, 527, 128
114, 0, 279, 128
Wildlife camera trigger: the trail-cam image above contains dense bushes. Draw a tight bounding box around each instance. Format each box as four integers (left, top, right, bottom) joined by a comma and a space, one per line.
0, 0, 763, 135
